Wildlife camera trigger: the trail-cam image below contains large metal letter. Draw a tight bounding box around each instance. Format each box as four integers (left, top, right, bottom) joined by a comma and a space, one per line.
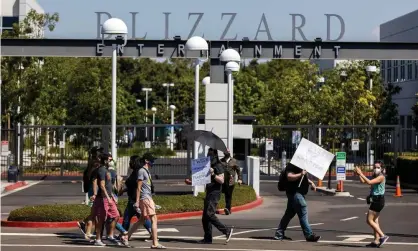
218, 44, 226, 56
117, 45, 124, 55
325, 14, 345, 41
314, 46, 321, 58
96, 12, 112, 39
255, 45, 262, 57
254, 13, 273, 40
96, 43, 105, 54
290, 14, 308, 41
138, 44, 144, 55
274, 45, 283, 58
131, 12, 147, 39
334, 45, 341, 58
178, 44, 185, 57
163, 12, 171, 40
157, 44, 165, 55
188, 13, 204, 38
294, 45, 302, 57
220, 13, 238, 40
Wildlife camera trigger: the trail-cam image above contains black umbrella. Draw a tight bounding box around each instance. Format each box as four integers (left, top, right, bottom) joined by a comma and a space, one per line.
187, 130, 228, 153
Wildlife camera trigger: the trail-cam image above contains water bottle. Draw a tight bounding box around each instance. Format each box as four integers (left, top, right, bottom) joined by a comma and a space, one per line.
155, 204, 162, 210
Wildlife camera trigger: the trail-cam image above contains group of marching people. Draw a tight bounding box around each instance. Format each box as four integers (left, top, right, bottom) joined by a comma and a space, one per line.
76, 146, 243, 248
77, 146, 166, 249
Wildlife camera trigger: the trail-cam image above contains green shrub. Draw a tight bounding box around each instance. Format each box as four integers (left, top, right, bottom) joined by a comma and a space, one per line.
8, 185, 257, 222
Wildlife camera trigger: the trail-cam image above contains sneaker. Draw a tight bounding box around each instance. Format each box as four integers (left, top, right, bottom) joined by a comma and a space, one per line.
224, 208, 231, 215
273, 235, 292, 241
84, 234, 94, 240
94, 240, 106, 246
107, 236, 122, 246
378, 236, 389, 247
197, 239, 212, 244
77, 221, 86, 235
225, 227, 234, 243
306, 234, 321, 242
366, 242, 379, 248
120, 236, 130, 246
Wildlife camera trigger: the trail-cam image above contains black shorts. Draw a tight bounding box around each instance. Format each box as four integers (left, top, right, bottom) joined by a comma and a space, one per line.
369, 195, 385, 212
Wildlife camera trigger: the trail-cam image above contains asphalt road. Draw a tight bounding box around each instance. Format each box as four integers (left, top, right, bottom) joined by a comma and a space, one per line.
1, 180, 418, 251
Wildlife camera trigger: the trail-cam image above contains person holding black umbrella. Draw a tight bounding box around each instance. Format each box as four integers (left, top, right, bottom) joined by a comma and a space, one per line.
199, 148, 234, 244
220, 149, 242, 215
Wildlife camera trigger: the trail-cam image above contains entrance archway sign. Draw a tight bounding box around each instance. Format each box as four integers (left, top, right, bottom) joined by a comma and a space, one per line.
3, 39, 418, 60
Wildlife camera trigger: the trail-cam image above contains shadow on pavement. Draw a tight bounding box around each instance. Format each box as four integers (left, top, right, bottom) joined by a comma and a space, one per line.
250, 236, 275, 240
328, 243, 368, 248
311, 228, 418, 239
158, 238, 201, 244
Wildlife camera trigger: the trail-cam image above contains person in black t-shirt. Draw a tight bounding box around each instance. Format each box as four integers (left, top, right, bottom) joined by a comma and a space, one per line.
274, 163, 321, 242
199, 148, 234, 244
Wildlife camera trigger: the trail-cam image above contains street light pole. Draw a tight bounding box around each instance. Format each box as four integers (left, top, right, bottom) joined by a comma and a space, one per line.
169, 105, 176, 151
163, 83, 174, 110
142, 88, 152, 139
194, 59, 199, 159
220, 49, 241, 157
151, 107, 157, 142
101, 18, 128, 159
317, 77, 325, 147
185, 36, 209, 197
365, 66, 377, 167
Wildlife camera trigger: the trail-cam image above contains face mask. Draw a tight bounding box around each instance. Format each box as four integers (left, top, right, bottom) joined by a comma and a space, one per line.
374, 168, 381, 175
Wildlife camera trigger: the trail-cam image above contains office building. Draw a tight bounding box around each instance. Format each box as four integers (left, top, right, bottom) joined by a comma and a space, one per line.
1, 0, 44, 34
380, 9, 418, 149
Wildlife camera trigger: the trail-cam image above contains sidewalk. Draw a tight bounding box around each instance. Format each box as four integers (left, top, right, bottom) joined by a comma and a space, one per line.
1, 181, 29, 194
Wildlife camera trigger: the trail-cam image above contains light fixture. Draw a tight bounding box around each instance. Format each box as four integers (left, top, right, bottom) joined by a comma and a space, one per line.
220, 49, 241, 62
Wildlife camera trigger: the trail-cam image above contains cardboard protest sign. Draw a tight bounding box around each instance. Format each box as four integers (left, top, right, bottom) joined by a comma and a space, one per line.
191, 157, 211, 186
290, 138, 335, 180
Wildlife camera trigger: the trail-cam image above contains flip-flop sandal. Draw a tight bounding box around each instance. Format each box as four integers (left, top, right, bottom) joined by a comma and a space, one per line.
151, 244, 166, 249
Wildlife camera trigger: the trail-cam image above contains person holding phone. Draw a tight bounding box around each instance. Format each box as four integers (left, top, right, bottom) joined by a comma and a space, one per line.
354, 161, 389, 248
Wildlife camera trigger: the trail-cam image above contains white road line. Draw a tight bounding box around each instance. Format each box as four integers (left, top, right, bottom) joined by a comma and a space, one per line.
0, 244, 308, 251
340, 216, 358, 221
357, 198, 366, 201
2, 240, 418, 248
213, 223, 324, 239
1, 181, 43, 197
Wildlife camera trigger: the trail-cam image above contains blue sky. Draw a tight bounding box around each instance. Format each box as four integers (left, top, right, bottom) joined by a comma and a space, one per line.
38, 0, 418, 41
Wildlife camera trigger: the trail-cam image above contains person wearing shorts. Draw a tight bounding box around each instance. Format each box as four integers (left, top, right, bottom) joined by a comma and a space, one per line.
133, 154, 166, 249
93, 153, 120, 246
121, 155, 152, 241
355, 161, 389, 248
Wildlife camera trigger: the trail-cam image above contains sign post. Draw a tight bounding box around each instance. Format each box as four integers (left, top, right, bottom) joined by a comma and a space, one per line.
336, 152, 346, 192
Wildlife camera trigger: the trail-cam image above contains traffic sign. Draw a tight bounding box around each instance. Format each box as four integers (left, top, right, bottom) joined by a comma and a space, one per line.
145, 141, 151, 149
265, 139, 273, 151
336, 152, 346, 181
351, 139, 360, 151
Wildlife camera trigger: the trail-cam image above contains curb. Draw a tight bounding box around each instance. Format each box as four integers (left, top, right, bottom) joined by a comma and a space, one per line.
3, 181, 29, 192
316, 187, 351, 197
1, 197, 263, 228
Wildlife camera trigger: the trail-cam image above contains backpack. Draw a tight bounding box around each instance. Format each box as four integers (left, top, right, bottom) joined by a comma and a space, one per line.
277, 168, 288, 192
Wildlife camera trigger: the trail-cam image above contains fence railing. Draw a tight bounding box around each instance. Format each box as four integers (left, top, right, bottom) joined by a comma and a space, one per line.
1, 124, 415, 180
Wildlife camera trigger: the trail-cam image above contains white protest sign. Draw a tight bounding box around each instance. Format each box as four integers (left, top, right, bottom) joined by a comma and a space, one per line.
191, 157, 211, 186
290, 138, 335, 180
